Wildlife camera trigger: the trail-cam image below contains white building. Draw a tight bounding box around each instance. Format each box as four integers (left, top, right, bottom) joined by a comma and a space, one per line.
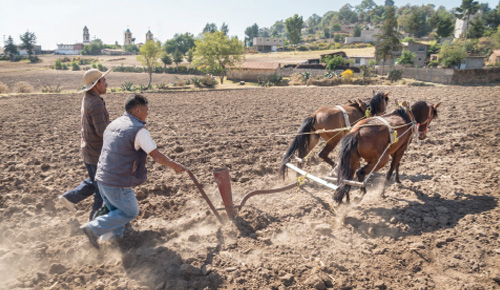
252, 37, 284, 52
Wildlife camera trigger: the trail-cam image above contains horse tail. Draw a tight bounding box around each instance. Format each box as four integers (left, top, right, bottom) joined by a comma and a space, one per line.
279, 116, 316, 179
334, 132, 359, 203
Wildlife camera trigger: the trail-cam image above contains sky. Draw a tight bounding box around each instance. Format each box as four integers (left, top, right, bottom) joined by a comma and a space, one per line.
1, 0, 499, 50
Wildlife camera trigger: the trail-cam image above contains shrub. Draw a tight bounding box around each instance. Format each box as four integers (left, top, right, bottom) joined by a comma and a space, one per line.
91, 63, 97, 69
341, 69, 353, 79
54, 59, 63, 70
121, 81, 134, 91
202, 74, 217, 88
427, 60, 439, 68
398, 50, 416, 66
258, 74, 284, 87
388, 69, 402, 82
156, 83, 168, 90
41, 84, 62, 93
13, 81, 34, 93
0, 82, 9, 94
62, 63, 68, 70
439, 44, 467, 68
97, 63, 107, 72
71, 61, 80, 71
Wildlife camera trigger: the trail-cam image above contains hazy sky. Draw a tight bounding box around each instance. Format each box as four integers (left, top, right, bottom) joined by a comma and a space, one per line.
2, 0, 498, 50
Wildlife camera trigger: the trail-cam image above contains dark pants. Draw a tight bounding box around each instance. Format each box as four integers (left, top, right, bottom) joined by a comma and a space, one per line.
62, 162, 105, 221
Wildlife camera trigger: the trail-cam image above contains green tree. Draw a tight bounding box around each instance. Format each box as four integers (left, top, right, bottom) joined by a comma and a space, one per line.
81, 39, 103, 55
468, 17, 485, 39
163, 33, 195, 55
455, 0, 480, 50
4, 35, 18, 61
193, 31, 245, 84
245, 23, 259, 46
173, 49, 183, 66
285, 14, 304, 51
439, 43, 467, 67
404, 7, 432, 37
161, 53, 172, 69
436, 13, 455, 38
19, 30, 37, 61
354, 25, 362, 37
137, 40, 163, 88
271, 20, 285, 37
385, 0, 395, 7
203, 23, 218, 34
332, 23, 341, 32
123, 44, 139, 54
398, 50, 416, 66
220, 23, 229, 35
186, 48, 194, 63
375, 6, 402, 74
323, 55, 345, 70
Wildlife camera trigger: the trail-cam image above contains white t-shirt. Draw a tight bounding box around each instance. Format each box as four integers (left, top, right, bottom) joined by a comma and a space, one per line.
134, 128, 157, 154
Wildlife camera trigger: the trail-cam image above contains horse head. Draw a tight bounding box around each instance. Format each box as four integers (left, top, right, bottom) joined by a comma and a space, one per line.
370, 90, 390, 116
411, 101, 441, 140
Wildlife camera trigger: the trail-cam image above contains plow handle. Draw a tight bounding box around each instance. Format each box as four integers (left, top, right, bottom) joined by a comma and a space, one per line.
186, 169, 225, 224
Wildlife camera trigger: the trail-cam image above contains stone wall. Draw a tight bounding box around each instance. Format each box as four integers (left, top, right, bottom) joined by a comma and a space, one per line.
397, 67, 500, 84
227, 69, 278, 82
452, 68, 500, 84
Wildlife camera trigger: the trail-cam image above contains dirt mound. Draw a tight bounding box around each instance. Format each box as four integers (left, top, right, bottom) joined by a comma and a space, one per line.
0, 86, 499, 289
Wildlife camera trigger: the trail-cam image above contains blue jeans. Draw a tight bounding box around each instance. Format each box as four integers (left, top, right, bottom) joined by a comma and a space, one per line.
85, 181, 139, 238
62, 162, 104, 220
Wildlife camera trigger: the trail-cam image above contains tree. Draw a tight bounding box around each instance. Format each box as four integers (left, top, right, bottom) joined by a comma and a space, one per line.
186, 48, 194, 63
81, 39, 103, 55
285, 14, 304, 51
385, 0, 395, 7
307, 14, 322, 31
332, 23, 341, 32
398, 50, 416, 66
323, 55, 345, 70
203, 23, 218, 34
173, 49, 183, 66
354, 25, 362, 37
435, 13, 455, 39
137, 40, 163, 88
193, 31, 245, 84
161, 53, 172, 69
439, 43, 467, 67
220, 23, 229, 35
271, 20, 285, 37
404, 7, 431, 37
4, 35, 18, 61
375, 6, 402, 74
245, 23, 259, 46
163, 33, 195, 55
19, 30, 37, 61
123, 44, 139, 54
455, 0, 480, 50
468, 17, 485, 39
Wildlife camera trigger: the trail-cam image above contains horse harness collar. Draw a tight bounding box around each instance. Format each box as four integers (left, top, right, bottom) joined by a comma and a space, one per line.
336, 105, 351, 129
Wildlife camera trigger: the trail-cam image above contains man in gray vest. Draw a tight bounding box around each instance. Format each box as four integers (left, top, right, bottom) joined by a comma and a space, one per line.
59, 68, 111, 221
80, 94, 185, 248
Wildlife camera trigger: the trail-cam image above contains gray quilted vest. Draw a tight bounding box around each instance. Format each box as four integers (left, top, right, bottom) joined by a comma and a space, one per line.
95, 112, 148, 187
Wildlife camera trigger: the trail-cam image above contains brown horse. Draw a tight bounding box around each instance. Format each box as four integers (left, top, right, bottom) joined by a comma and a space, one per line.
334, 100, 441, 203
279, 91, 390, 179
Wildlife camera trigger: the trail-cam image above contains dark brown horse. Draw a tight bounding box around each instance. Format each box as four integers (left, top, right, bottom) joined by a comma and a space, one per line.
334, 100, 441, 203
279, 91, 390, 179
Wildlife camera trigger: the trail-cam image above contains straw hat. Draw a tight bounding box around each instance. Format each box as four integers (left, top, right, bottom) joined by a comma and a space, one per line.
79, 68, 111, 93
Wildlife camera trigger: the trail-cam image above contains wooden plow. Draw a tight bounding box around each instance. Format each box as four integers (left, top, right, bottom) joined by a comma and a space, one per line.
187, 165, 344, 224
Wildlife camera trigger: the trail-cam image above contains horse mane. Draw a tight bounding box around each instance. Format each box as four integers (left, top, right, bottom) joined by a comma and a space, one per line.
369, 92, 386, 115
395, 106, 412, 124
410, 101, 431, 124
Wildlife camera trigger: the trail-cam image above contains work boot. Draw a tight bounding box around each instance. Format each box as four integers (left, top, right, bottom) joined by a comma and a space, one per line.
81, 225, 100, 249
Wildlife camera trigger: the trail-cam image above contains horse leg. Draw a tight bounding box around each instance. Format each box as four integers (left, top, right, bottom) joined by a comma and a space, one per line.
361, 154, 391, 198
318, 136, 340, 168
386, 147, 406, 184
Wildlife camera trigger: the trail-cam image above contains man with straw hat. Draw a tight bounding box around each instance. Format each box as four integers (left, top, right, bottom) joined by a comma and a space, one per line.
58, 68, 112, 221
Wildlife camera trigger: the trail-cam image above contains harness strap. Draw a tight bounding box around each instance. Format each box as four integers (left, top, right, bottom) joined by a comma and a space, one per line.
374, 116, 396, 144
336, 105, 351, 129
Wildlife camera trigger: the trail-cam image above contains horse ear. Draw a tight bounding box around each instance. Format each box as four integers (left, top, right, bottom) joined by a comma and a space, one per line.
434, 102, 441, 109
373, 89, 376, 95
394, 99, 400, 106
